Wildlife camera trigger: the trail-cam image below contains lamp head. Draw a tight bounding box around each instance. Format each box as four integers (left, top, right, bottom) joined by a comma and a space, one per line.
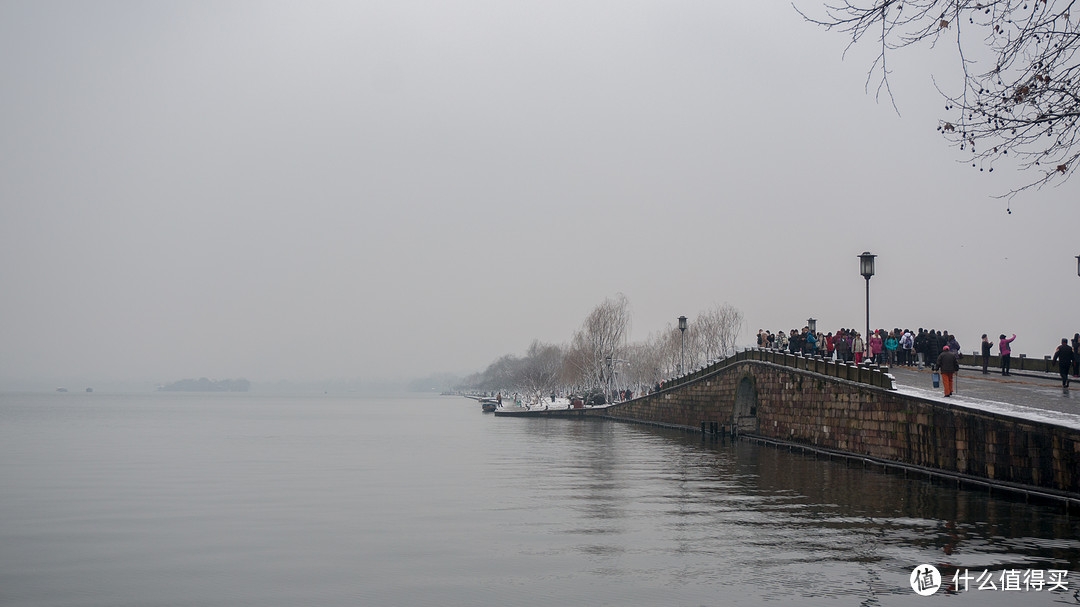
859, 251, 876, 279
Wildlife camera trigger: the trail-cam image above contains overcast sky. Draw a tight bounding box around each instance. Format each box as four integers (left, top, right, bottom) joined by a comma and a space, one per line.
2, 1, 1077, 387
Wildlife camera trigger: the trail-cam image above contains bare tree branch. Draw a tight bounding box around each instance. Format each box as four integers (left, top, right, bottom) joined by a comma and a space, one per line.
800, 0, 1080, 195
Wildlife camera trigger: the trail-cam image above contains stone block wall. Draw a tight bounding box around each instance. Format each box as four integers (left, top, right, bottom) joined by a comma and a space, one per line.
593, 361, 1080, 497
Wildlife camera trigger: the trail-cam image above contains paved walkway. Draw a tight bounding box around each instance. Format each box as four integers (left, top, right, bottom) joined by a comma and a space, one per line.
888, 364, 1079, 416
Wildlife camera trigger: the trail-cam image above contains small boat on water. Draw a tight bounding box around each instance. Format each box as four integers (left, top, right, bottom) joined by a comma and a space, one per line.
464, 394, 501, 412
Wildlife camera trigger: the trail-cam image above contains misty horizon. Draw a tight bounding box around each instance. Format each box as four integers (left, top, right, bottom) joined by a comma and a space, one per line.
3, 2, 1078, 390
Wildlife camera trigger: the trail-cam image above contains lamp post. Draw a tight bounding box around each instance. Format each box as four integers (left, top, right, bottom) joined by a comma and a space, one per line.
605, 355, 612, 398
859, 252, 876, 362
807, 317, 817, 333
678, 315, 688, 375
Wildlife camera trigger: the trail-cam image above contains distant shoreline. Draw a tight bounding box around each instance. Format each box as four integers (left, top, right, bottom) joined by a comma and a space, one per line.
157, 378, 250, 392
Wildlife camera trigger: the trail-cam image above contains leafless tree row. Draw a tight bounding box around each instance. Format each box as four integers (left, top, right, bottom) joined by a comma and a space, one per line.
459, 296, 744, 400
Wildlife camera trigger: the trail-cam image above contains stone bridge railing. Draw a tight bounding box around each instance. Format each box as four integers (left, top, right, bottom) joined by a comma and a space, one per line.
498, 345, 1080, 501
604, 352, 1080, 501
661, 348, 896, 393
498, 346, 1080, 501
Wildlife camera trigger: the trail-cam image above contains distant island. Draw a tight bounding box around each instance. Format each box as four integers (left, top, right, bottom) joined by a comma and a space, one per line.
158, 378, 251, 392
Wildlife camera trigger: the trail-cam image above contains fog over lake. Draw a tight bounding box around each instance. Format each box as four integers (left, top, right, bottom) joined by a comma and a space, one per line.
2, 2, 1077, 388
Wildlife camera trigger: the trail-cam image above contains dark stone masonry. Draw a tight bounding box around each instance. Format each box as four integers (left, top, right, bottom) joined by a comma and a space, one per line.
581, 351, 1080, 500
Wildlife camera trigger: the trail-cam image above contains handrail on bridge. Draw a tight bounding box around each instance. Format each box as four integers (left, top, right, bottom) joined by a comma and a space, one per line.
661, 348, 897, 392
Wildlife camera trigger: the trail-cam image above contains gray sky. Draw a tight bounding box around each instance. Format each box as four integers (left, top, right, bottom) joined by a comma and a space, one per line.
2, 1, 1077, 387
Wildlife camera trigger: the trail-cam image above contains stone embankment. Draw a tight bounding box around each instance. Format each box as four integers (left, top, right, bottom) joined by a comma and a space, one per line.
497, 349, 1080, 504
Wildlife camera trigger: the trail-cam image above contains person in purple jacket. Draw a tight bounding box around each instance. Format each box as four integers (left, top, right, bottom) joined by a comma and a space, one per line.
999, 333, 1017, 376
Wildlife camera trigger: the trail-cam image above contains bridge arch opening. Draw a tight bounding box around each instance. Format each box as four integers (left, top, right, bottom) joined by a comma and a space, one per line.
733, 376, 759, 435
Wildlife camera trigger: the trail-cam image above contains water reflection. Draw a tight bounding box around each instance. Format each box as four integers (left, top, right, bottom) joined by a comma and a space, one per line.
3, 394, 1076, 607
510, 417, 1080, 603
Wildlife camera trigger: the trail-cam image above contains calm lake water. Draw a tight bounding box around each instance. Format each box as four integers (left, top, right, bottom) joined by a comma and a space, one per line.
1, 391, 1078, 606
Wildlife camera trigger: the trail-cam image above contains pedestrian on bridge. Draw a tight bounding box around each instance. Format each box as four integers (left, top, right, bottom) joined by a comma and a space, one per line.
980, 334, 993, 374
927, 330, 943, 365
885, 332, 899, 367
836, 330, 851, 362
1072, 333, 1080, 378
1053, 338, 1075, 388
914, 329, 929, 368
936, 346, 960, 397
900, 330, 915, 366
999, 334, 1017, 376
869, 332, 883, 364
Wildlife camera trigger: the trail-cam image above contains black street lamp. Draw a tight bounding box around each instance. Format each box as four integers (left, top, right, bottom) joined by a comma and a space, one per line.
605, 355, 613, 397
859, 252, 876, 361
678, 315, 688, 375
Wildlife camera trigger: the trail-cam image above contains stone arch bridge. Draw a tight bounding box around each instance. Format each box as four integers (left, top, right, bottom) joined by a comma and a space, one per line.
498, 349, 1080, 503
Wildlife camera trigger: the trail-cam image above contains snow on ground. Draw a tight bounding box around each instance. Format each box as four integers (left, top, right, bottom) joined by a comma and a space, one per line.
496, 396, 622, 411
894, 381, 1080, 431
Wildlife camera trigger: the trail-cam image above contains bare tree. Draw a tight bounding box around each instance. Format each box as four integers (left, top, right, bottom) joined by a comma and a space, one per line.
713, 302, 745, 358
695, 310, 722, 363
801, 0, 1080, 195
623, 340, 661, 392
677, 303, 746, 371
570, 293, 632, 396
658, 322, 685, 376
517, 340, 565, 403
559, 340, 591, 393
461, 354, 522, 393
684, 322, 705, 371
462, 296, 741, 399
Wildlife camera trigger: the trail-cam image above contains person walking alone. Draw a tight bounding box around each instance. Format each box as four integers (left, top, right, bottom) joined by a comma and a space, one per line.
1053, 338, 1075, 388
936, 345, 960, 397
999, 333, 1016, 376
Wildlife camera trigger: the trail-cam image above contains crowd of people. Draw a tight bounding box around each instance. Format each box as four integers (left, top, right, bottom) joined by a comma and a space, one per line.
755, 326, 969, 369
757, 327, 1080, 392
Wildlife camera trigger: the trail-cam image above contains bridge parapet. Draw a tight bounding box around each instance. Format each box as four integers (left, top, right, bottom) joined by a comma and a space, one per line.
592, 354, 1080, 501
504, 349, 1080, 501
662, 348, 895, 393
